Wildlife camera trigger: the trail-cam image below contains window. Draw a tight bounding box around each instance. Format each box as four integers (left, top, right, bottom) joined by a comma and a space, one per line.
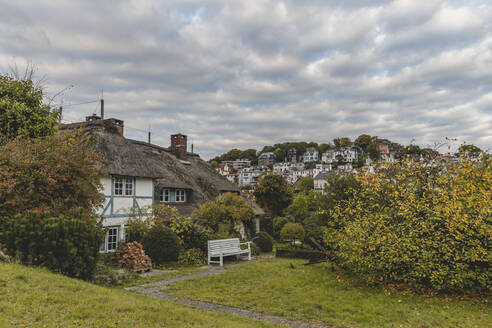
160, 189, 170, 202
114, 176, 133, 196
106, 227, 119, 251
125, 177, 133, 196
176, 189, 186, 202
114, 177, 123, 195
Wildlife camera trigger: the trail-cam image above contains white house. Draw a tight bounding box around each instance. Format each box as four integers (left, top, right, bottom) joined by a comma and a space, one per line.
302, 147, 319, 163
98, 175, 154, 252
61, 115, 254, 253
322, 147, 358, 164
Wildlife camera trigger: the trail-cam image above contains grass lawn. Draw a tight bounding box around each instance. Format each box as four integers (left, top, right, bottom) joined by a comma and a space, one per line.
168, 258, 491, 328
120, 266, 208, 288
0, 262, 282, 328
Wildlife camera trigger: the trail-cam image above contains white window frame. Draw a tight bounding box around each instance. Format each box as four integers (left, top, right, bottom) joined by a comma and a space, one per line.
125, 177, 133, 196
160, 189, 170, 202
114, 176, 123, 195
106, 227, 119, 252
176, 189, 186, 202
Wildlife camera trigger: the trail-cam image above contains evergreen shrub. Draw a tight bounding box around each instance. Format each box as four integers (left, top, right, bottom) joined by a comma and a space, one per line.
255, 231, 274, 252
142, 224, 181, 264
0, 210, 104, 280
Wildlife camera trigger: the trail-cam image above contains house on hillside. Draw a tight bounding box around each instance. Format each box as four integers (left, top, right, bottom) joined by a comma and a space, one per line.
302, 147, 319, 163
258, 152, 276, 167
61, 115, 262, 252
313, 172, 331, 193
286, 148, 297, 163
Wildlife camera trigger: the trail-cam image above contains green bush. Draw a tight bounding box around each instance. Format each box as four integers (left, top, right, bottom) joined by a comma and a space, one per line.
0, 210, 104, 280
255, 231, 274, 252
273, 216, 293, 239
178, 248, 206, 266
330, 157, 492, 292
170, 217, 212, 253
91, 261, 139, 286
124, 217, 150, 244
142, 224, 181, 264
276, 247, 326, 261
280, 223, 305, 246
250, 242, 261, 256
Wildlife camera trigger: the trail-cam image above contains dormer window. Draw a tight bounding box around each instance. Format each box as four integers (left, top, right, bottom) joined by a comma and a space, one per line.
160, 189, 170, 202
176, 189, 186, 202
159, 188, 187, 203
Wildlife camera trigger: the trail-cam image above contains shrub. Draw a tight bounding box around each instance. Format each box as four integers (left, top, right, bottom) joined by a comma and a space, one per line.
330, 156, 492, 292
170, 217, 212, 253
273, 216, 293, 239
142, 224, 181, 264
276, 247, 326, 261
91, 261, 139, 286
178, 248, 206, 266
255, 231, 274, 252
250, 242, 261, 256
125, 217, 150, 243
0, 210, 104, 280
280, 223, 305, 246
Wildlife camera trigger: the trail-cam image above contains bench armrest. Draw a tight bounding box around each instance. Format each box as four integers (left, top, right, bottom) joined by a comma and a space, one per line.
239, 241, 252, 246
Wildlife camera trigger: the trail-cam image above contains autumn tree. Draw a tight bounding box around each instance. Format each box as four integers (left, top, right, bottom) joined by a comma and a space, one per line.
193, 192, 254, 234
254, 174, 293, 218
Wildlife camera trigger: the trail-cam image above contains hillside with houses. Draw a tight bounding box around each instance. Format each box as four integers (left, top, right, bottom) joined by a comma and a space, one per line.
211, 136, 446, 188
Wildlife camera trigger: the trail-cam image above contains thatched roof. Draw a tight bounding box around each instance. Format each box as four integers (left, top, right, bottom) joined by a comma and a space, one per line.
61, 119, 248, 217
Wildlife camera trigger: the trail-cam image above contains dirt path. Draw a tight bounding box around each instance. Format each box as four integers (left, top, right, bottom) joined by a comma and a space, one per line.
125, 259, 328, 328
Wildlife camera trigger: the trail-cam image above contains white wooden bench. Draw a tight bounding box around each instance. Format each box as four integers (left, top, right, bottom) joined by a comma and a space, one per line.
207, 238, 251, 266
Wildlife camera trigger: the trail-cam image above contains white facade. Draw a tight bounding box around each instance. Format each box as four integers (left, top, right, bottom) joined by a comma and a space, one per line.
322, 147, 358, 163
302, 147, 319, 163
273, 162, 305, 174
99, 175, 154, 252
239, 167, 266, 186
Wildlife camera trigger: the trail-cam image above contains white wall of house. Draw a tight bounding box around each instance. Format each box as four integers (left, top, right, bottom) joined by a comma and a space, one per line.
99, 175, 154, 252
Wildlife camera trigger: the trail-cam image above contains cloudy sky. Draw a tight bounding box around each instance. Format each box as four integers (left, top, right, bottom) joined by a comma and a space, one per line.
1, 0, 491, 158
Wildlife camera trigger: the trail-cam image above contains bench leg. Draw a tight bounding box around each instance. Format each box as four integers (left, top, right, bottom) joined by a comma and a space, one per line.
208, 254, 211, 265
220, 255, 223, 267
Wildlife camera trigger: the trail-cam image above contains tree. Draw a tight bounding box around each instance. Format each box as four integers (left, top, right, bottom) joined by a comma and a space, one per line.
334, 137, 352, 148
329, 155, 491, 292
193, 192, 254, 234
296, 176, 314, 194
354, 134, 373, 151
0, 132, 104, 219
280, 222, 305, 247
254, 174, 293, 218
0, 75, 59, 144
458, 144, 482, 154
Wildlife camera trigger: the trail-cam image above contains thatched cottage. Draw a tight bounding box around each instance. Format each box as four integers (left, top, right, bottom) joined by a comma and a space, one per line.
61, 115, 262, 252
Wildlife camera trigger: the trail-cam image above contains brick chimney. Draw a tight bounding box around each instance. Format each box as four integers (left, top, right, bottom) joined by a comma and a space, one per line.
171, 133, 187, 159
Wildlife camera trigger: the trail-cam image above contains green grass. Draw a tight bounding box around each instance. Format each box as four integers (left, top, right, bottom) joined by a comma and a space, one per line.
0, 262, 282, 328
120, 266, 208, 287
168, 258, 491, 328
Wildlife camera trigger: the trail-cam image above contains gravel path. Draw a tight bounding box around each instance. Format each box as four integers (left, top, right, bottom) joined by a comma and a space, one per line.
125, 258, 329, 328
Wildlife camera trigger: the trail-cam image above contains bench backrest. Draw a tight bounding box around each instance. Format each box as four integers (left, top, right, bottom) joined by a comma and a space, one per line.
208, 238, 241, 253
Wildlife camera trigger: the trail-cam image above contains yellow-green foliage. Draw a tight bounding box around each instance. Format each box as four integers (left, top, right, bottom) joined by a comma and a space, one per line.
328, 155, 491, 292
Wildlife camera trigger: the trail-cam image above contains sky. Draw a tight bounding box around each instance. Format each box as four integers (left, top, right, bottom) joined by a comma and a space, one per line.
1, 0, 491, 159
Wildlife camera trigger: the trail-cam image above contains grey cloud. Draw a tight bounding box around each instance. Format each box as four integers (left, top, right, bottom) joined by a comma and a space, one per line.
0, 0, 491, 159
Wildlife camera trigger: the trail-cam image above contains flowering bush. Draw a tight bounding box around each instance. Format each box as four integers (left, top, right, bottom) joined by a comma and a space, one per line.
328, 155, 491, 292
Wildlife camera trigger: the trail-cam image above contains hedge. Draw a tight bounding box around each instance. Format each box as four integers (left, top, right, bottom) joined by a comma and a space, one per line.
275, 247, 326, 261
